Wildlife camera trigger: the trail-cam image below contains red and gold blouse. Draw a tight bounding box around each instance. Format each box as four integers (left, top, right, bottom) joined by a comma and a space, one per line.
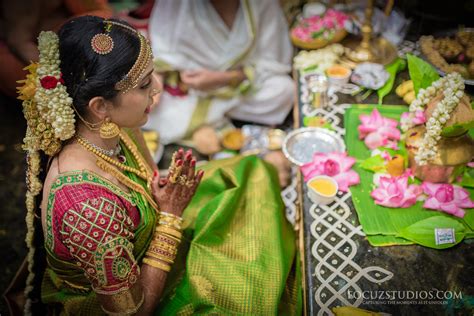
44, 170, 146, 313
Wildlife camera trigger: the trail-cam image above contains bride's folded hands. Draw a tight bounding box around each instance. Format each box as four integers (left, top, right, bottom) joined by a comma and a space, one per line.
151, 148, 204, 217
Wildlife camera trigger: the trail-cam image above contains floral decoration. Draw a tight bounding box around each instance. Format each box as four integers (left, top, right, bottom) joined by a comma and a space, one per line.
358, 108, 401, 150
301, 151, 360, 192
371, 174, 422, 208
291, 9, 349, 42
421, 182, 474, 218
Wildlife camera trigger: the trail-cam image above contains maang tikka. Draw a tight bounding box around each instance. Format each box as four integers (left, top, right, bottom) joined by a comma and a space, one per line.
91, 21, 114, 55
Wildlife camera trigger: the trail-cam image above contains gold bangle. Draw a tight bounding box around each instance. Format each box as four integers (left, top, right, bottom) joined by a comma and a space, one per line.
146, 252, 175, 264
158, 220, 182, 231
143, 257, 171, 272
148, 240, 178, 253
158, 232, 182, 243
156, 225, 182, 239
149, 239, 178, 252
160, 211, 183, 220
148, 243, 177, 255
154, 234, 180, 246
229, 69, 242, 87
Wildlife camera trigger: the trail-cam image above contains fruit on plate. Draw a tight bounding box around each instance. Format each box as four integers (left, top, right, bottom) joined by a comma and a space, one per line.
395, 80, 415, 104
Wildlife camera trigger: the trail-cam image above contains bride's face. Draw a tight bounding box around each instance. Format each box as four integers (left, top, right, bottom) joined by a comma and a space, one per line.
108, 60, 161, 129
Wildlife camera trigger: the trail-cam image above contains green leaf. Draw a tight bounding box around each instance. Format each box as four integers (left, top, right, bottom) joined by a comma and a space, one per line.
441, 120, 474, 137
311, 29, 325, 39
377, 58, 407, 104
302, 65, 318, 73
407, 54, 440, 96
398, 216, 466, 249
461, 168, 474, 188
359, 154, 386, 173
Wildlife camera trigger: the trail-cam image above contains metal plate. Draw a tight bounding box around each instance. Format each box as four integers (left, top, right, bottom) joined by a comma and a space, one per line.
282, 127, 345, 166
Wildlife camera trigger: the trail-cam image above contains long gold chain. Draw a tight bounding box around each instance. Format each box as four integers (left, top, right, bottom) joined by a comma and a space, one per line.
96, 157, 159, 211
76, 131, 151, 181
77, 130, 157, 210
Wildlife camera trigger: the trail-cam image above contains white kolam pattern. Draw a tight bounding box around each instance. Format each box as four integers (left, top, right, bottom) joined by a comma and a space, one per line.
280, 72, 394, 315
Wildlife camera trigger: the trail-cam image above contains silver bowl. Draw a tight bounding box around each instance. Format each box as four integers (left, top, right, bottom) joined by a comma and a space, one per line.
282, 127, 345, 166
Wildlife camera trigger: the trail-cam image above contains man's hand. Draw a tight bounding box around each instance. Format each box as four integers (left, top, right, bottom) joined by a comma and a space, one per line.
180, 69, 244, 91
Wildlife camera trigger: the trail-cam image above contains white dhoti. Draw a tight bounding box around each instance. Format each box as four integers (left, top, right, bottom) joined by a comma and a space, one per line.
145, 75, 294, 144
144, 0, 294, 144
145, 0, 294, 144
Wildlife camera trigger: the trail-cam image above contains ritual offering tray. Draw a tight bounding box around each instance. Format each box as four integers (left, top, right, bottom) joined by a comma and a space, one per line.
290, 9, 349, 50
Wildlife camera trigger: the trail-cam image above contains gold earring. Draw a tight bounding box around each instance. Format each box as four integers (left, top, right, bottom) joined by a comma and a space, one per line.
99, 118, 120, 139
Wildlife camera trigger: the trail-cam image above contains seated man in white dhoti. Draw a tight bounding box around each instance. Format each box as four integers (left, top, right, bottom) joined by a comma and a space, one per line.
144, 0, 294, 145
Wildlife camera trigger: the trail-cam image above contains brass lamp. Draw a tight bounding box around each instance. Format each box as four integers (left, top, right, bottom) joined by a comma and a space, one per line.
345, 0, 397, 65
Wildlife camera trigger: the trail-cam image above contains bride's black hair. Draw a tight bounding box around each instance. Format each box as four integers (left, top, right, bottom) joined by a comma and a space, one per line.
58, 15, 141, 116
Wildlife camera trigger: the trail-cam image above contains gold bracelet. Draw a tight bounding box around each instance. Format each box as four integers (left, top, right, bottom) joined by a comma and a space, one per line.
156, 225, 182, 239
154, 234, 180, 246
147, 240, 178, 254
228, 69, 243, 87
159, 212, 183, 227
148, 242, 177, 255
149, 239, 178, 252
143, 257, 171, 272
146, 251, 175, 264
155, 231, 181, 243
158, 233, 181, 244
158, 219, 182, 231
160, 211, 183, 221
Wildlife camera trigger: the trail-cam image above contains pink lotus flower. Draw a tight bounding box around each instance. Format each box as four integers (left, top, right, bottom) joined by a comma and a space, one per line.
371, 175, 422, 208
301, 152, 360, 192
421, 182, 474, 218
358, 108, 401, 150
401, 110, 426, 126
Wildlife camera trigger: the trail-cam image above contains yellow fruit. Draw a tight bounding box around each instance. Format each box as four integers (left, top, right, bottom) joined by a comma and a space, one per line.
387, 154, 405, 176
403, 90, 415, 104
395, 80, 414, 97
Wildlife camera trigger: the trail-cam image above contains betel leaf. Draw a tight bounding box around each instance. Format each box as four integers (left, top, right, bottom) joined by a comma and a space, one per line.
407, 54, 440, 96
359, 154, 386, 173
441, 120, 474, 137
377, 58, 406, 104
397, 216, 465, 249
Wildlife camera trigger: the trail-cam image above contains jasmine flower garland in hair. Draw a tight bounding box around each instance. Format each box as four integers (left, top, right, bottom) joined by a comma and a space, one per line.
35, 31, 76, 142
18, 31, 77, 315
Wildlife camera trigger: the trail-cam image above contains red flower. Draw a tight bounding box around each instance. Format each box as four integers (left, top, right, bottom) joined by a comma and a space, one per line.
40, 75, 60, 89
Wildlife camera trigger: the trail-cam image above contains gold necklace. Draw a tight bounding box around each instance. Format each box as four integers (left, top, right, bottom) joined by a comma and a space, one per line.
77, 132, 151, 181
96, 157, 159, 212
